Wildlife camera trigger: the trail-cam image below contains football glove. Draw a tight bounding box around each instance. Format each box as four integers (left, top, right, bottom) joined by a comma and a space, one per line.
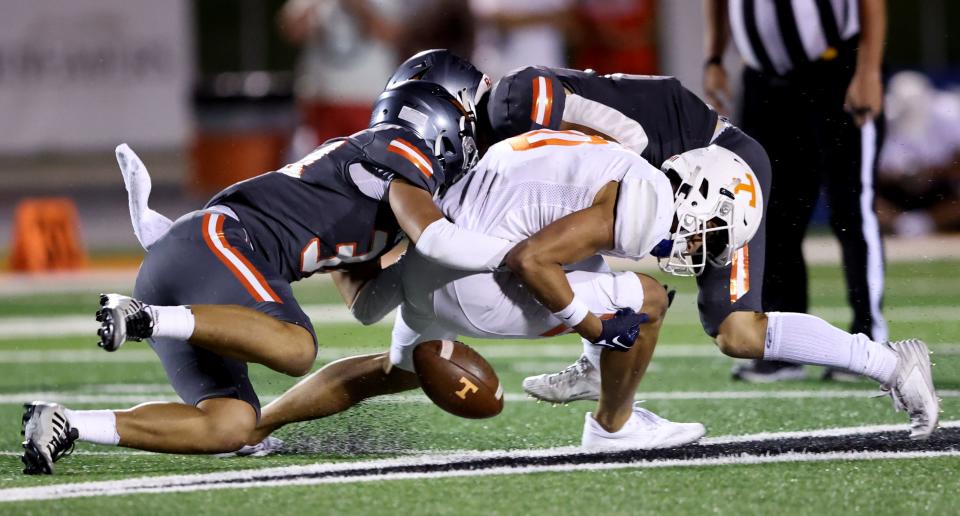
594, 308, 649, 351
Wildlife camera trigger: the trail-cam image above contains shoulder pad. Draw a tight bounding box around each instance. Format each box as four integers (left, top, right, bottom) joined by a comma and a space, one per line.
352, 126, 443, 194
487, 66, 566, 141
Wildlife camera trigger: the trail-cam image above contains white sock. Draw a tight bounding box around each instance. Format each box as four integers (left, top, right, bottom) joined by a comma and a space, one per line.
763, 312, 898, 386
64, 409, 120, 446
116, 144, 173, 250
581, 338, 602, 369
147, 305, 195, 340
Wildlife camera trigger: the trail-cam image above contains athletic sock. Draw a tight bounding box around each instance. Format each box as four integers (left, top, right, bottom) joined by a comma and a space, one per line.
64, 409, 120, 446
763, 312, 898, 386
147, 305, 195, 340
581, 338, 602, 369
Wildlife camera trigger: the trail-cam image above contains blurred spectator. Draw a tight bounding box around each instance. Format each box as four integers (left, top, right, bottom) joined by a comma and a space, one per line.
877, 71, 960, 236
279, 0, 403, 151
470, 0, 573, 80
279, 0, 475, 157
571, 0, 658, 75
395, 0, 475, 61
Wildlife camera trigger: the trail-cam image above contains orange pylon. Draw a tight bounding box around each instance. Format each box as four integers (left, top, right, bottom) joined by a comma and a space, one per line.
8, 198, 88, 272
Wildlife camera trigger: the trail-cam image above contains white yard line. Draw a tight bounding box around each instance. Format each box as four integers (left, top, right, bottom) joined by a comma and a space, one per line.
2, 303, 959, 341
2, 389, 958, 406
2, 342, 960, 364
1, 420, 958, 502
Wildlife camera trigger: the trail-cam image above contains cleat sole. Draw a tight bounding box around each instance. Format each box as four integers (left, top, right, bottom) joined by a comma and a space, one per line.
21, 440, 52, 475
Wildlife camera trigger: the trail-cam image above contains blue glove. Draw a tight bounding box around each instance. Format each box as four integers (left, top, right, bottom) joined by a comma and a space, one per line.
593, 308, 649, 351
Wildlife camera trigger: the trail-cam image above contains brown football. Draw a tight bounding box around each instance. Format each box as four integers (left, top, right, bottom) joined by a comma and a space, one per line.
413, 340, 504, 419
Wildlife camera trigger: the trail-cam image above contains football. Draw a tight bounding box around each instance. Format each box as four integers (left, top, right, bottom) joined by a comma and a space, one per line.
413, 340, 504, 419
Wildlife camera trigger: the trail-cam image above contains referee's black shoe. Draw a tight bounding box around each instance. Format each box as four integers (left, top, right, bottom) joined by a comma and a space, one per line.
731, 360, 806, 382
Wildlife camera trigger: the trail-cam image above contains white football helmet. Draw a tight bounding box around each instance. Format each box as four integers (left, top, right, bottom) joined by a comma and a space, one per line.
658, 145, 763, 276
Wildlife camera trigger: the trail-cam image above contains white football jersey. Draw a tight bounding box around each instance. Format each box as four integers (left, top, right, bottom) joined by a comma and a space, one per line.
439, 129, 674, 260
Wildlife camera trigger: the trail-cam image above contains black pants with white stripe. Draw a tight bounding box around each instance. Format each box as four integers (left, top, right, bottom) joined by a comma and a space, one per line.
739, 50, 887, 342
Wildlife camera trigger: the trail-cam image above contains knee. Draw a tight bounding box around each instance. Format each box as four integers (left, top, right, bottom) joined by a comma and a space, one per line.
635, 273, 669, 323
198, 400, 258, 453
714, 311, 768, 359
279, 323, 317, 377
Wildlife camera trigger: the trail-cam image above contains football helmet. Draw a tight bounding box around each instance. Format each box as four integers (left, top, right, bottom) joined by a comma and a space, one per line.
658, 145, 763, 276
371, 80, 479, 186
385, 49, 492, 118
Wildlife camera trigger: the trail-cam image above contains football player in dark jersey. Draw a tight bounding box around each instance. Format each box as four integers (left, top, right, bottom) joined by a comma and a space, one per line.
222, 53, 935, 456
18, 81, 529, 474
387, 50, 937, 438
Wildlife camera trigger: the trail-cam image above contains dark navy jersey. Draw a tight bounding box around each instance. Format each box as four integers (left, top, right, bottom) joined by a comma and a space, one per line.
206, 125, 442, 282
487, 66, 719, 168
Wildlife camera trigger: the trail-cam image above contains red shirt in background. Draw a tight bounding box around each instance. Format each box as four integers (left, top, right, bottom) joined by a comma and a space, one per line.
574, 0, 658, 75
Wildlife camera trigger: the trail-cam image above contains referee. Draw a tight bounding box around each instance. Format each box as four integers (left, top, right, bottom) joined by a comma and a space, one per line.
704, 0, 888, 382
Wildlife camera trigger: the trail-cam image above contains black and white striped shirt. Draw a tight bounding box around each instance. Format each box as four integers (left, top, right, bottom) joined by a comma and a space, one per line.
729, 0, 860, 75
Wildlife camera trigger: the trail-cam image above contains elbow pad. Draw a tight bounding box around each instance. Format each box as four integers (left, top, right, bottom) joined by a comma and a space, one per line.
416, 218, 514, 271
350, 259, 405, 325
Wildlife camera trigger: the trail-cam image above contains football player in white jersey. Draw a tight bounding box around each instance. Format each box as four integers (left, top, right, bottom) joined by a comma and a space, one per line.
241, 129, 761, 451
383, 50, 940, 439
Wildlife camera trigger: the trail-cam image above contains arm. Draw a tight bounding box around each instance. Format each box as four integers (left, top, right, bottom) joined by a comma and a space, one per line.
559, 94, 649, 155
845, 0, 886, 126
504, 182, 618, 342
388, 179, 513, 271
703, 0, 732, 115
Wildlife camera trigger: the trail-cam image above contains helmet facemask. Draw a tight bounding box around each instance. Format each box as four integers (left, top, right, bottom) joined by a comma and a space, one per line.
659, 152, 743, 277
433, 102, 479, 192
660, 207, 735, 277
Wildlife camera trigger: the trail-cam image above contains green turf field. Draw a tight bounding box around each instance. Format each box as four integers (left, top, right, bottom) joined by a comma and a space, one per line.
0, 260, 958, 514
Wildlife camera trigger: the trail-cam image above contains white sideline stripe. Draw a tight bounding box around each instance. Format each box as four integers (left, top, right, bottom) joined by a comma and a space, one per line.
5, 451, 960, 502
4, 303, 960, 340
2, 390, 958, 406
859, 120, 888, 341
3, 421, 958, 461
3, 342, 960, 364
2, 420, 959, 502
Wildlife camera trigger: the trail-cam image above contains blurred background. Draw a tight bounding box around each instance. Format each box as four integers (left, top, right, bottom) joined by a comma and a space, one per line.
1, 0, 959, 272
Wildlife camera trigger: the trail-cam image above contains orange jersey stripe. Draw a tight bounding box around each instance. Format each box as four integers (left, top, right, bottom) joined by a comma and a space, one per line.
540, 323, 571, 337
388, 138, 433, 178
729, 245, 750, 303
201, 214, 282, 303
530, 76, 555, 126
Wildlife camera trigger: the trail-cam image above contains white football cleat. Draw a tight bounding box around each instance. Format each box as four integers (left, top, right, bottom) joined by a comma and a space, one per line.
883, 339, 939, 439
523, 355, 601, 403
96, 293, 154, 352
21, 402, 78, 475
217, 436, 285, 458
581, 404, 706, 450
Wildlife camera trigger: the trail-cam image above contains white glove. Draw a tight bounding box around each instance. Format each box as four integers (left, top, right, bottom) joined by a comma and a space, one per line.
116, 143, 173, 250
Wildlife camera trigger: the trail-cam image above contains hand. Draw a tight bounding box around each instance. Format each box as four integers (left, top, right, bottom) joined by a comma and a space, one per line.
845, 69, 884, 127
703, 63, 732, 116
593, 308, 649, 351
